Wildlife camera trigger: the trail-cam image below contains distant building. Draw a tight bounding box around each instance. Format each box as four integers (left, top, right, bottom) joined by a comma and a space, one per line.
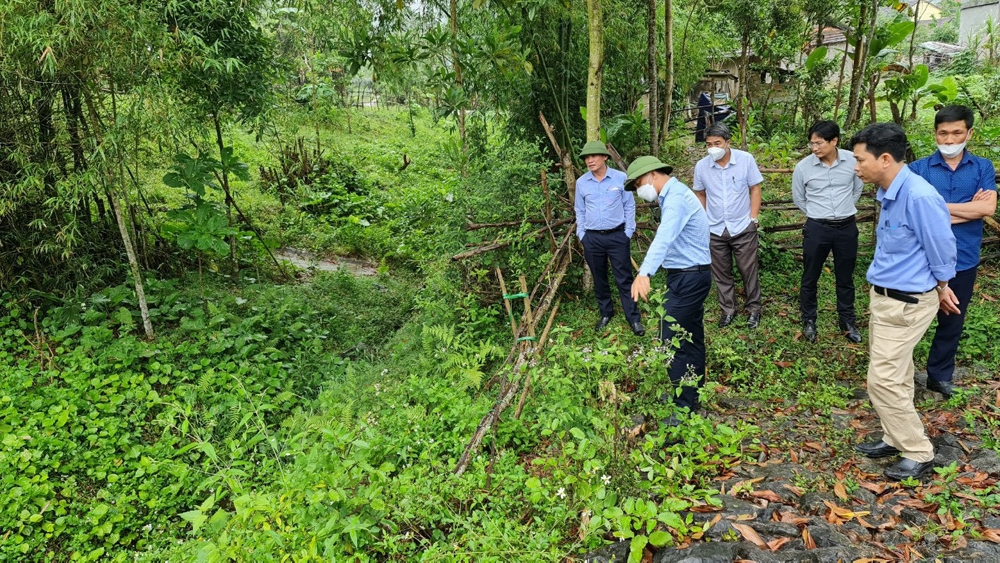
961, 0, 1000, 46
918, 41, 966, 68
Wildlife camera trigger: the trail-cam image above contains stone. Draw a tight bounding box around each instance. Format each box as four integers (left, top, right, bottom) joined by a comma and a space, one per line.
900, 507, 929, 527
798, 492, 837, 515
652, 541, 742, 563
914, 370, 928, 387
581, 540, 630, 562
804, 521, 852, 548
750, 521, 801, 538
934, 445, 963, 465
981, 516, 1000, 529
934, 432, 961, 448
969, 450, 1000, 475
852, 488, 876, 504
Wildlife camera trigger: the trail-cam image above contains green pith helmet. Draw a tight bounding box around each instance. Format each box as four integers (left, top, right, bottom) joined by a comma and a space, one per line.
624, 156, 674, 191
578, 140, 612, 159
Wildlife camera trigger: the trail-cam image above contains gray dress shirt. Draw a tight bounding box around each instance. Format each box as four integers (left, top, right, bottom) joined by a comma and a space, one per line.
792, 149, 864, 220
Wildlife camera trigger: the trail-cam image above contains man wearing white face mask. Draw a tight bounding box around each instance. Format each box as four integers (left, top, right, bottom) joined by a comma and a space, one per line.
692, 122, 765, 329
909, 105, 997, 398
626, 156, 712, 420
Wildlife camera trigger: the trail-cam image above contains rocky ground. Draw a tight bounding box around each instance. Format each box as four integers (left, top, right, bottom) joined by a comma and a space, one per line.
582, 367, 1000, 562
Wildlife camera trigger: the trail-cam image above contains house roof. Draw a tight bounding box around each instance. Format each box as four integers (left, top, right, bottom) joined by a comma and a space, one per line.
918, 41, 965, 55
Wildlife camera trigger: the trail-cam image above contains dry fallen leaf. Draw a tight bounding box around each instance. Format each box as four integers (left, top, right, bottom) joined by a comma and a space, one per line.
981, 528, 1000, 543
802, 527, 816, 549
790, 449, 799, 463
749, 490, 782, 503
782, 483, 805, 497
767, 537, 792, 551
858, 481, 885, 495
731, 523, 768, 550
834, 482, 849, 501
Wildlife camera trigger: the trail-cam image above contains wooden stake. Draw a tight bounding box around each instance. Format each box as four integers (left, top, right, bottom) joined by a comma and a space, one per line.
497, 267, 518, 337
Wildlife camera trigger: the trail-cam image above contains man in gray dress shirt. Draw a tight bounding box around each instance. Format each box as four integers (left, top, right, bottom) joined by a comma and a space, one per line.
792, 121, 864, 343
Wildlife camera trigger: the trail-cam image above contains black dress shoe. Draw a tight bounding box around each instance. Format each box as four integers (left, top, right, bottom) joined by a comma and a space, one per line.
631, 321, 646, 337
854, 440, 900, 459
746, 312, 760, 329
926, 379, 957, 398
884, 458, 935, 481
802, 319, 817, 343
595, 316, 613, 332
842, 322, 862, 344
718, 314, 735, 328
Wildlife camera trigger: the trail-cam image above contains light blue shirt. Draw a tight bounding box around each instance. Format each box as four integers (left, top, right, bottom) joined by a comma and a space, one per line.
692, 148, 765, 236
574, 167, 636, 240
867, 166, 957, 293
638, 177, 711, 275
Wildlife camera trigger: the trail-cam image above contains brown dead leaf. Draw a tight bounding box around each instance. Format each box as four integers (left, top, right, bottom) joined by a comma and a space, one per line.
731, 523, 768, 549
982, 293, 997, 302
773, 361, 793, 368
578, 511, 590, 541
689, 503, 723, 513
956, 472, 990, 486
802, 527, 816, 549
981, 528, 1000, 543
857, 515, 875, 529
782, 483, 805, 497
776, 511, 811, 526
789, 449, 799, 463
749, 490, 782, 503
734, 513, 757, 521
896, 498, 936, 511
853, 559, 892, 563
951, 535, 968, 549
858, 481, 885, 495
834, 482, 849, 501
767, 537, 792, 551
802, 441, 824, 452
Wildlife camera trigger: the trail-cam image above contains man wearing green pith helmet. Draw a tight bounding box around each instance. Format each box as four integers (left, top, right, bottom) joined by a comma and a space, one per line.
626, 156, 712, 429
574, 141, 645, 336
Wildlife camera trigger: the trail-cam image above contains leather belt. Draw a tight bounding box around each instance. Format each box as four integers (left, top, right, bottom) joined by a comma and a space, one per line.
872, 285, 929, 304
811, 215, 856, 227
587, 223, 625, 235
666, 264, 711, 275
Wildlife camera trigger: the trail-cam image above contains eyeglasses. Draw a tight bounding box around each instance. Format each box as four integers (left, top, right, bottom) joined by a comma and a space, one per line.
807, 140, 828, 148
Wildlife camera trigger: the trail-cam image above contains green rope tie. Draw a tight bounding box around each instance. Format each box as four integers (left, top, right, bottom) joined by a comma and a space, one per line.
502, 292, 529, 300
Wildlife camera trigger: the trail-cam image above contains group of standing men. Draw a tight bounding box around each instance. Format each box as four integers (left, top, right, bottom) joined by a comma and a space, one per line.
574, 106, 996, 481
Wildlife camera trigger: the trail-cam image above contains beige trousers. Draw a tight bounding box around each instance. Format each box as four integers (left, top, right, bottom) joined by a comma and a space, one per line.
867, 287, 938, 463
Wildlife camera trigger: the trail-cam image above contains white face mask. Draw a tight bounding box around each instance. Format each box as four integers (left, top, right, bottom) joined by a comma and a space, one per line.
937, 140, 966, 159
635, 183, 658, 202
707, 146, 726, 161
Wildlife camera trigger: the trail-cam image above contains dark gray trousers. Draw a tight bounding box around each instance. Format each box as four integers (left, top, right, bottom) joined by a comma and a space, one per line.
709, 226, 761, 316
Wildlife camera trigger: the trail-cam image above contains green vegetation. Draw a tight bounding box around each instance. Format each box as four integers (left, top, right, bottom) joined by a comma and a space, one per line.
3, 0, 1000, 561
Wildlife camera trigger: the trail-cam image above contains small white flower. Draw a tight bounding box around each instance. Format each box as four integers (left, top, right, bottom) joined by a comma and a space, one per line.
602, 475, 611, 485
556, 487, 567, 499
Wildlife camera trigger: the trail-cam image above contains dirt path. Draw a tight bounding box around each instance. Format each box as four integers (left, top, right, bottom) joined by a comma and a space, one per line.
275, 248, 378, 276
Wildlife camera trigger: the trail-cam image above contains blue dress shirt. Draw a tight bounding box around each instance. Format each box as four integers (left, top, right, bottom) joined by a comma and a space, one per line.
867, 166, 957, 293
574, 167, 636, 241
909, 150, 996, 272
638, 177, 711, 276
692, 148, 765, 236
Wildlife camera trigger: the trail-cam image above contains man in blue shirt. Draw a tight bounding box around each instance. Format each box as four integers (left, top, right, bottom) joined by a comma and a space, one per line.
626, 156, 712, 419
850, 123, 959, 481
574, 141, 644, 336
692, 122, 765, 329
909, 105, 997, 398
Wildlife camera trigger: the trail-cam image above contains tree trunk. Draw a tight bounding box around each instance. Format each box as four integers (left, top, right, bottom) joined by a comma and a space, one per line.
586, 0, 604, 141
845, 0, 872, 129
660, 0, 675, 145
833, 40, 849, 121
110, 196, 154, 340
450, 0, 467, 175
212, 113, 238, 273
647, 0, 659, 155
737, 33, 750, 149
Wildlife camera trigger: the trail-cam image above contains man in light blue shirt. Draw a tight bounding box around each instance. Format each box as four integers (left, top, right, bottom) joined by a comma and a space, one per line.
626, 156, 712, 423
574, 141, 644, 335
692, 122, 765, 329
850, 123, 959, 482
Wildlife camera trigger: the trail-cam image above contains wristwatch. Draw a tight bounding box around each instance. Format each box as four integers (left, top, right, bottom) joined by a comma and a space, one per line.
749, 217, 759, 225
934, 283, 949, 293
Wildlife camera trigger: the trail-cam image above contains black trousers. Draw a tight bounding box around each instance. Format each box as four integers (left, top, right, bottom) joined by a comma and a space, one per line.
658, 269, 712, 411
799, 217, 858, 325
582, 229, 641, 323
927, 266, 978, 384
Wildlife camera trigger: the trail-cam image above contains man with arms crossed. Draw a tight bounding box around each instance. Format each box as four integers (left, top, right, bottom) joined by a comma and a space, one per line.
693, 122, 765, 329
575, 141, 645, 336
909, 105, 997, 398
792, 121, 864, 344
626, 156, 712, 424
851, 123, 959, 481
